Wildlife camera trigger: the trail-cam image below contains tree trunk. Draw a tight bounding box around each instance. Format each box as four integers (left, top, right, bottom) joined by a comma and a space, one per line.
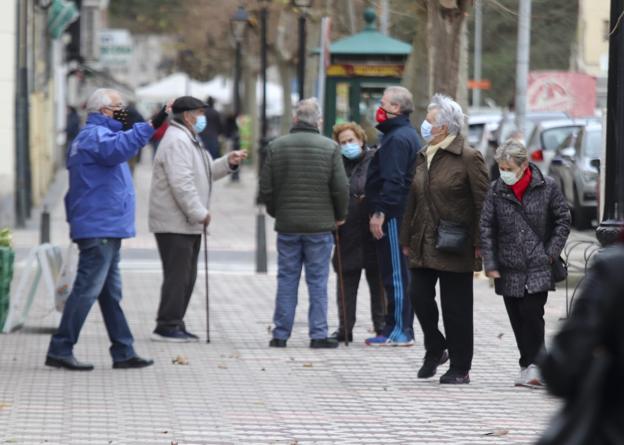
402, 3, 430, 127
428, 0, 470, 97
403, 0, 471, 125
273, 10, 294, 135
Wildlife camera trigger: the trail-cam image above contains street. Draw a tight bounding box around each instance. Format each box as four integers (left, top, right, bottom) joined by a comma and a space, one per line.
0, 160, 566, 445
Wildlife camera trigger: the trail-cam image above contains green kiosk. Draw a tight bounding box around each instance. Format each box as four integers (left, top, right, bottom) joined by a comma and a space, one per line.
323, 9, 412, 145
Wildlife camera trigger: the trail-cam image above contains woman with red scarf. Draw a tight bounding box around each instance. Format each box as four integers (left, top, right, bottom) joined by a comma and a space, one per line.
480, 139, 571, 388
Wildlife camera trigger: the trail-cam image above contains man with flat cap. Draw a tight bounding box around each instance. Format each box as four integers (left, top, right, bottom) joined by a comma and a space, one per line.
149, 96, 247, 342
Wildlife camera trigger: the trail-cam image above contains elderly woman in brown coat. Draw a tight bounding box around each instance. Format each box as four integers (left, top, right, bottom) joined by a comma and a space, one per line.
399, 94, 489, 384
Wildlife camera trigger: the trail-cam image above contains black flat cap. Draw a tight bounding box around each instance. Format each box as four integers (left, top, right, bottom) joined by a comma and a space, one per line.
171, 96, 207, 113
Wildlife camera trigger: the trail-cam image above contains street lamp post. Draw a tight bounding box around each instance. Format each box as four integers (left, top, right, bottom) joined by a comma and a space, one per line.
292, 0, 313, 101
596, 0, 624, 246
230, 6, 249, 183
255, 0, 270, 273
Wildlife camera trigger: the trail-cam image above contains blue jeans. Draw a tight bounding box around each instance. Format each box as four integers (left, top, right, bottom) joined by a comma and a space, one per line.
47, 238, 136, 362
273, 232, 334, 340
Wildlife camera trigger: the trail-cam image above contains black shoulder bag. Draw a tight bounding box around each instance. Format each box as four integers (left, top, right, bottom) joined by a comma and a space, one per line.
515, 206, 568, 283
423, 164, 470, 255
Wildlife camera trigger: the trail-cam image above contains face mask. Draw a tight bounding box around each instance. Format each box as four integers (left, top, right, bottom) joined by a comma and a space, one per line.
420, 120, 433, 142
112, 108, 129, 127
193, 115, 207, 134
375, 107, 389, 123
499, 169, 521, 186
341, 142, 362, 160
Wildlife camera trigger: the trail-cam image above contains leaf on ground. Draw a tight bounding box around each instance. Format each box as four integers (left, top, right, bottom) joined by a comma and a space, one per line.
218, 363, 228, 369
171, 355, 189, 365
497, 333, 504, 339
0, 403, 11, 410
484, 429, 509, 436
302, 362, 313, 368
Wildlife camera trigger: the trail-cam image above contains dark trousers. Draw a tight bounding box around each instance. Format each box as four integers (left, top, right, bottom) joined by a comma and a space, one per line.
155, 233, 202, 331
411, 268, 474, 372
336, 267, 385, 335
376, 217, 414, 340
503, 291, 548, 368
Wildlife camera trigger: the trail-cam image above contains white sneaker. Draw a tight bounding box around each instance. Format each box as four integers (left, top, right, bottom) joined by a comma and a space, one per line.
520, 364, 544, 388
514, 367, 527, 386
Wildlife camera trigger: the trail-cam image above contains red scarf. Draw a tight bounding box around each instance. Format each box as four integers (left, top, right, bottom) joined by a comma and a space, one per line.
510, 167, 532, 202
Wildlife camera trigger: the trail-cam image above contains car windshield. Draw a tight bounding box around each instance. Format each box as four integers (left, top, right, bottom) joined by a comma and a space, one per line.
468, 124, 484, 146
541, 126, 581, 151
583, 129, 603, 159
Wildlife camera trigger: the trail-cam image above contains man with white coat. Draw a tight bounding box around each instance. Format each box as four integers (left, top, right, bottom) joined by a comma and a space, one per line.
149, 96, 246, 342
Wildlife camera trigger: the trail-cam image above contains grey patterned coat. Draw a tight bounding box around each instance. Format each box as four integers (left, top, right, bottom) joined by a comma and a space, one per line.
480, 165, 571, 297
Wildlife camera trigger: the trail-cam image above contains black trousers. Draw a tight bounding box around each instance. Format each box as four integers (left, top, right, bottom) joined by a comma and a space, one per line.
503, 291, 548, 368
155, 233, 202, 331
336, 268, 385, 335
410, 268, 474, 372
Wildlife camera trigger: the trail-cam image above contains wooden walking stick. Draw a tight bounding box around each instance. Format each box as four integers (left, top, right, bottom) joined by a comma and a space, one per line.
334, 228, 350, 346
203, 223, 210, 343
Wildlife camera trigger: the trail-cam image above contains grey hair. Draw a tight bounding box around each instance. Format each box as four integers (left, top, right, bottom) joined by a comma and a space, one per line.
384, 86, 414, 114
86, 88, 118, 113
294, 97, 322, 126
427, 94, 465, 135
495, 139, 529, 166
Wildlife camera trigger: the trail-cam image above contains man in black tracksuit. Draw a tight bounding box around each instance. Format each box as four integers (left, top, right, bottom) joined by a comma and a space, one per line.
365, 86, 421, 346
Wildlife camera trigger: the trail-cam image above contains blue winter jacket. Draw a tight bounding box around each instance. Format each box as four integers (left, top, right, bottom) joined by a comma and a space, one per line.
65, 113, 154, 240
365, 115, 422, 219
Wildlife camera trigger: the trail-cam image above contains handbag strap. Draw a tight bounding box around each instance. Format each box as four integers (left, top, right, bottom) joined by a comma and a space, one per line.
422, 161, 441, 224
513, 203, 552, 248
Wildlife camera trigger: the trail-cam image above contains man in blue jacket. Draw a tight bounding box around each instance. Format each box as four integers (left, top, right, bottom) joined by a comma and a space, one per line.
46, 88, 167, 371
365, 86, 421, 346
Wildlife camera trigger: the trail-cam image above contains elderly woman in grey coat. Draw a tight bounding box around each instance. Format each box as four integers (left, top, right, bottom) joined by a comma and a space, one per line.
480, 139, 571, 387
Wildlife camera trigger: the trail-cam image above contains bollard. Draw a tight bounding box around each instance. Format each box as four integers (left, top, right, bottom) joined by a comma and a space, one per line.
40, 206, 50, 244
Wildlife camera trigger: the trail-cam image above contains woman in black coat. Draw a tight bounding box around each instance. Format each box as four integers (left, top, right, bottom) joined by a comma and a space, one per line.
330, 122, 385, 342
480, 139, 571, 388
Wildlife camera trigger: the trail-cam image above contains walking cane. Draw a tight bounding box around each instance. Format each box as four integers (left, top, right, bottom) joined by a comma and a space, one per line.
334, 228, 350, 346
203, 223, 210, 343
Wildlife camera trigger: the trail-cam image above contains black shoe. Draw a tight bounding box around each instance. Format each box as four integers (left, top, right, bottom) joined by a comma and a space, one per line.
269, 338, 287, 348
113, 356, 154, 369
45, 355, 94, 371
183, 330, 200, 342
439, 368, 470, 384
310, 338, 339, 349
329, 330, 353, 342
417, 350, 449, 378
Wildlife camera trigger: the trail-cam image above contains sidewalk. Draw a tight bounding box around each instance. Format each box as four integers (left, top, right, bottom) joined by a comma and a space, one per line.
0, 158, 563, 444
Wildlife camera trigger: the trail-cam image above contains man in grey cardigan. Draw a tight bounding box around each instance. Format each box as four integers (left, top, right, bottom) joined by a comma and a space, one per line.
149, 96, 246, 342
260, 98, 349, 348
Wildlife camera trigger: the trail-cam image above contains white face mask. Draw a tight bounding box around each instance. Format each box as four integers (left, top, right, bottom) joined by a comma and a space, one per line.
499, 169, 521, 186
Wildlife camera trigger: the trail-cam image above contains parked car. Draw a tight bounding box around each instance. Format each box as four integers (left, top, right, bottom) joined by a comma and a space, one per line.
526, 117, 600, 175
548, 122, 602, 230
467, 111, 501, 162
486, 111, 569, 179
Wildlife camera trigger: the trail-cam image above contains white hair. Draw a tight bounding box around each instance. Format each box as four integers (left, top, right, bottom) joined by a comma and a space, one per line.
427, 93, 465, 135
384, 86, 414, 114
294, 97, 322, 126
85, 88, 118, 113
495, 139, 529, 166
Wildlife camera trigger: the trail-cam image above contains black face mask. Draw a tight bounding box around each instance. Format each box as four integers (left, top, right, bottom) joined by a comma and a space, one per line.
112, 108, 129, 128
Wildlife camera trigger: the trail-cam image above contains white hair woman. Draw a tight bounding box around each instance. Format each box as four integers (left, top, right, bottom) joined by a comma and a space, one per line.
480, 139, 571, 388
399, 93, 489, 384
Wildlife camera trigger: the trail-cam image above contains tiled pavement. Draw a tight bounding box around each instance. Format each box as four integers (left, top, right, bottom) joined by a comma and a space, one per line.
0, 158, 564, 444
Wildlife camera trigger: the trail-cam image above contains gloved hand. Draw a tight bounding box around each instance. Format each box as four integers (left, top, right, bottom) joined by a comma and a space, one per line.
151, 105, 169, 129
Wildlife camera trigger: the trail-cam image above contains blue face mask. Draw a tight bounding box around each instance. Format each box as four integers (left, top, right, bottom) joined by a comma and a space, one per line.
193, 115, 207, 134
341, 142, 362, 160
420, 120, 433, 142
